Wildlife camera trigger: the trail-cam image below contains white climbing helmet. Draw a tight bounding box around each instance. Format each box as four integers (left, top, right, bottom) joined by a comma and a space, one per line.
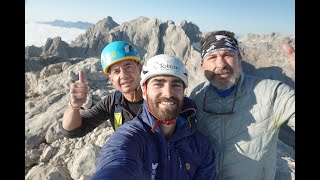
140, 54, 188, 86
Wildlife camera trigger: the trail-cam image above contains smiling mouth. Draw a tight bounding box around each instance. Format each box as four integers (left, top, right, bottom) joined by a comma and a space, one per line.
160, 101, 175, 105
216, 72, 231, 78
121, 80, 132, 86
159, 101, 177, 109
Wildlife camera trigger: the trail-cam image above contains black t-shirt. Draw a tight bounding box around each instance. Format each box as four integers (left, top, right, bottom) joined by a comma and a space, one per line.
123, 100, 143, 123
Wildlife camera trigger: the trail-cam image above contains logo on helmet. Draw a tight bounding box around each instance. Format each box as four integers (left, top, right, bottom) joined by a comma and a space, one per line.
111, 51, 116, 58
124, 45, 131, 53
153, 62, 179, 71
101, 55, 110, 64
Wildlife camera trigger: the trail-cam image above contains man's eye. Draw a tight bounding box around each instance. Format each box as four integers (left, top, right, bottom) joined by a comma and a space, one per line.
172, 83, 183, 88
225, 53, 234, 57
150, 82, 164, 87
207, 57, 217, 62
126, 65, 134, 70
111, 70, 119, 75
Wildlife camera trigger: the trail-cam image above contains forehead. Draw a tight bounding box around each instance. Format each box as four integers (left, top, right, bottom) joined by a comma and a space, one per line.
207, 50, 234, 55
204, 50, 236, 59
109, 59, 135, 69
148, 75, 182, 83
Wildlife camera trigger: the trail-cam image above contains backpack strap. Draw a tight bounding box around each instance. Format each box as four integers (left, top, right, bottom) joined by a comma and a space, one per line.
114, 90, 123, 130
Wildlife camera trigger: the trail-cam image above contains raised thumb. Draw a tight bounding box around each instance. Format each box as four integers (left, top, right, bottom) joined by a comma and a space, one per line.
79, 70, 85, 83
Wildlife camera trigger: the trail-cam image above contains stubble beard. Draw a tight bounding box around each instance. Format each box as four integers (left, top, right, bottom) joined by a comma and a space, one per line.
209, 68, 240, 90
210, 74, 238, 90
147, 96, 182, 120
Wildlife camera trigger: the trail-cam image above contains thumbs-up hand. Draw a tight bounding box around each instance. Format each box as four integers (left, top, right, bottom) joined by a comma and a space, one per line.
69, 70, 89, 109
282, 44, 295, 71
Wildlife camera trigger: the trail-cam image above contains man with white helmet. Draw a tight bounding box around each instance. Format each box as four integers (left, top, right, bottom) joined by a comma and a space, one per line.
90, 54, 217, 180
61, 41, 144, 138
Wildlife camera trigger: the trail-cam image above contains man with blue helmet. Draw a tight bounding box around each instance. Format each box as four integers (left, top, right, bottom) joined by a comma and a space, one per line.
61, 41, 144, 138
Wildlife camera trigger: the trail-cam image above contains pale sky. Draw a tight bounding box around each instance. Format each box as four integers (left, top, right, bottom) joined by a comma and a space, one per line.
25, 0, 295, 35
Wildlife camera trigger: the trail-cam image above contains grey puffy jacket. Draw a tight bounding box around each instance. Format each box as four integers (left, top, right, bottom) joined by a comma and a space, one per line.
189, 74, 295, 180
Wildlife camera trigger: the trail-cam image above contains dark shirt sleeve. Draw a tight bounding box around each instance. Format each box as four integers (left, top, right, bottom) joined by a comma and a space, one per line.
61, 95, 114, 138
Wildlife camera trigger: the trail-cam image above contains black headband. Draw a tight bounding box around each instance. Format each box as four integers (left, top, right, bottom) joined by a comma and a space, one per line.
201, 35, 240, 59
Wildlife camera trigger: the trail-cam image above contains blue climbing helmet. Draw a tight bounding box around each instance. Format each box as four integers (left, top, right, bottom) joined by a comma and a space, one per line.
100, 41, 141, 74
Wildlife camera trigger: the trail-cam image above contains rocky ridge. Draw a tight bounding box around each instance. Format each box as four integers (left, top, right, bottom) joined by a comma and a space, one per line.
25, 16, 295, 180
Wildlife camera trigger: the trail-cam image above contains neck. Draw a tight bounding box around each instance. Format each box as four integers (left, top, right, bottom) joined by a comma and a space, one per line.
122, 88, 143, 102
211, 84, 236, 98
159, 123, 176, 139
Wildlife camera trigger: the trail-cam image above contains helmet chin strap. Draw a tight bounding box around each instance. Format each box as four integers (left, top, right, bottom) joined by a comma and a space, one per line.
143, 84, 178, 133
132, 88, 137, 102
132, 85, 141, 102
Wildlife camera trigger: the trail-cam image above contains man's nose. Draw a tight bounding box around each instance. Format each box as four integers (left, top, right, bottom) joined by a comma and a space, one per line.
214, 56, 227, 69
162, 83, 174, 98
119, 67, 130, 79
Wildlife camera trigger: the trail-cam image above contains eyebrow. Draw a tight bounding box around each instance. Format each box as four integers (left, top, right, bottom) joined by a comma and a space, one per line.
150, 76, 183, 84
110, 61, 135, 70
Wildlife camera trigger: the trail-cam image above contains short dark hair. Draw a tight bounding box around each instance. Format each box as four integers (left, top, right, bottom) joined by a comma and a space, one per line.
200, 30, 239, 53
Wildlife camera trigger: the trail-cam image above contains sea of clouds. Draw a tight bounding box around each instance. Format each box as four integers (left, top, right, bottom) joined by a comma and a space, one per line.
25, 22, 86, 47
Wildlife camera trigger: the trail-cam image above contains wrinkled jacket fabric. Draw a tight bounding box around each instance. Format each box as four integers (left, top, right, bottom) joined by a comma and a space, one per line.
90, 97, 217, 180
189, 74, 295, 180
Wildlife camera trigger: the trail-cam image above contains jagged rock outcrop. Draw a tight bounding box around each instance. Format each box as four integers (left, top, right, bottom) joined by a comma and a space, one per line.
25, 45, 42, 59
179, 20, 201, 43
69, 16, 120, 58
41, 37, 76, 58
25, 16, 295, 180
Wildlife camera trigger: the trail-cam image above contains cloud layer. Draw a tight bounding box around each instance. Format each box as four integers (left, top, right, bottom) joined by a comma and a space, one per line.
25, 22, 86, 47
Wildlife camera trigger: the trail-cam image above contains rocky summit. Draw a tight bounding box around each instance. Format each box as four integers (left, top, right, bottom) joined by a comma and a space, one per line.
25, 16, 295, 180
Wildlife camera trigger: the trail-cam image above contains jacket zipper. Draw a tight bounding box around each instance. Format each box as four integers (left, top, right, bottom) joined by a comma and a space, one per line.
167, 141, 170, 180
219, 107, 225, 180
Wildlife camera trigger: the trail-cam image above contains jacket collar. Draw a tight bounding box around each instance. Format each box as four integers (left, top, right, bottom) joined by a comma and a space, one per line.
204, 73, 244, 99
139, 97, 197, 140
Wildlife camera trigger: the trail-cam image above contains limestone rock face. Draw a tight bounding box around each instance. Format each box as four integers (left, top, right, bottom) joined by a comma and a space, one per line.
25, 16, 295, 180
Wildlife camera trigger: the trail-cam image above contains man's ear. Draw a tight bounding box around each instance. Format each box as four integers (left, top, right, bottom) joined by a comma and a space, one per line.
238, 54, 243, 61
138, 63, 143, 72
238, 54, 243, 67
108, 74, 115, 86
183, 87, 187, 96
200, 61, 204, 70
141, 83, 147, 100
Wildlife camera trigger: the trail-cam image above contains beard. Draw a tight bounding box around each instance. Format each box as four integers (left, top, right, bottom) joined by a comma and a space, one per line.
204, 67, 240, 90
147, 96, 182, 121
